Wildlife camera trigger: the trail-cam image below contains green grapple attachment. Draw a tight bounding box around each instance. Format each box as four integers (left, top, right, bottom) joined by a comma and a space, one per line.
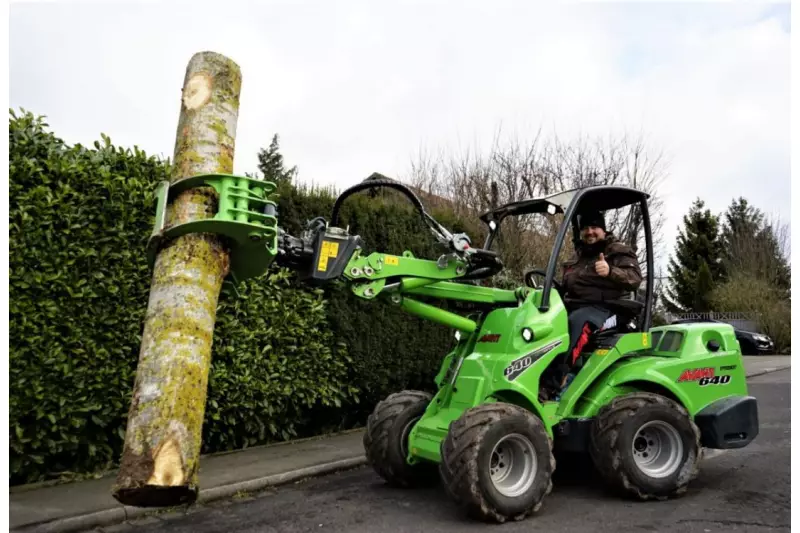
147, 173, 280, 283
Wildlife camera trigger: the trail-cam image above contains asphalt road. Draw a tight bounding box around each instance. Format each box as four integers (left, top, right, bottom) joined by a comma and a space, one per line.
107, 369, 790, 533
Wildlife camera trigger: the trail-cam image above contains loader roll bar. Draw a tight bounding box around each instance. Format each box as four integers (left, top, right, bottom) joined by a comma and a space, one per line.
479, 185, 654, 329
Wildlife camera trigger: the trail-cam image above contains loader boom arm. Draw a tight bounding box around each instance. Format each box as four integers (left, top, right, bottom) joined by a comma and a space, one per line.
147, 172, 516, 333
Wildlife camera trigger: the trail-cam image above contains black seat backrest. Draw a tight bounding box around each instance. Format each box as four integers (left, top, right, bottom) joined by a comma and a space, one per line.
564, 297, 643, 318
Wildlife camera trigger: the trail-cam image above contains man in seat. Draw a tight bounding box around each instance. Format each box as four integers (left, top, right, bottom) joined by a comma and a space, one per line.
556, 210, 643, 390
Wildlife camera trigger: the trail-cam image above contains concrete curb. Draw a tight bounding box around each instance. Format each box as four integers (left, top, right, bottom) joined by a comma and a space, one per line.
12, 508, 128, 533
11, 456, 368, 533
745, 366, 791, 379
10, 427, 368, 496
196, 456, 368, 504
13, 364, 790, 533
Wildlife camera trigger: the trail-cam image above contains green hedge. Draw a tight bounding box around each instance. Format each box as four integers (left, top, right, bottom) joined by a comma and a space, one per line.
10, 110, 167, 483
204, 268, 356, 452
9, 110, 476, 485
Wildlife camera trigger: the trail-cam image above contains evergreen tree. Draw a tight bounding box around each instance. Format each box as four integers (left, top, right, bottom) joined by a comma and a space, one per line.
692, 259, 714, 312
721, 197, 761, 239
720, 197, 762, 269
257, 134, 297, 185
663, 199, 725, 313
720, 197, 790, 298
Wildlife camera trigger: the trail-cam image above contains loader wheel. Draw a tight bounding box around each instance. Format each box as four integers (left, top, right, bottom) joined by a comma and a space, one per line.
363, 390, 438, 488
439, 403, 555, 523
589, 392, 701, 501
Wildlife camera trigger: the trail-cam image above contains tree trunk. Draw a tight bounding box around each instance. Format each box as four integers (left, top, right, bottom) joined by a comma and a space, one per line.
113, 51, 242, 507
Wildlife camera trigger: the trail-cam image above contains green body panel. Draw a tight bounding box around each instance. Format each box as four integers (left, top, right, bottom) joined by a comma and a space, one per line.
554, 331, 652, 418
148, 174, 279, 282
408, 288, 571, 463
573, 323, 748, 418
408, 299, 751, 465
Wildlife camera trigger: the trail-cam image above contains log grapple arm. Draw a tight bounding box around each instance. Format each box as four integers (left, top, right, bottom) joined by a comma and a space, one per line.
147, 172, 510, 325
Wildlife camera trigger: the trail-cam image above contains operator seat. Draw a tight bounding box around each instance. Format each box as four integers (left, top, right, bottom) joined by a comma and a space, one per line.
564, 292, 645, 356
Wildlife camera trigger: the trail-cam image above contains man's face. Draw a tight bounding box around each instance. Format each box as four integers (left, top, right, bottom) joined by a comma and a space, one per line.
581, 225, 606, 244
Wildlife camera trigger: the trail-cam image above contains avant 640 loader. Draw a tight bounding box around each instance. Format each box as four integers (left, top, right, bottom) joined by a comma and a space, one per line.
148, 172, 759, 523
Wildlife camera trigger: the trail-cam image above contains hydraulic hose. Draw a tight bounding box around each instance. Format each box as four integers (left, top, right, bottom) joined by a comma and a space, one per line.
330, 174, 447, 239
327, 173, 505, 280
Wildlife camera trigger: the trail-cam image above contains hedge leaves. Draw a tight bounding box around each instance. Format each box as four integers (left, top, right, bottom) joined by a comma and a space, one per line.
10, 109, 467, 485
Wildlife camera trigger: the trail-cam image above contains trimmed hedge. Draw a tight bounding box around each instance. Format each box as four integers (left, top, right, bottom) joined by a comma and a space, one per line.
204, 268, 356, 452
9, 111, 353, 484
9, 110, 476, 484
10, 110, 166, 483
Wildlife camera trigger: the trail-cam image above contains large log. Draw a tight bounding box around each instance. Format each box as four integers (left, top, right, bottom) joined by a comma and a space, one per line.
113, 51, 242, 507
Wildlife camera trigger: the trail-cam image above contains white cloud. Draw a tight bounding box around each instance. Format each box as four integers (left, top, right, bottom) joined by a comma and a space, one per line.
9, 1, 790, 269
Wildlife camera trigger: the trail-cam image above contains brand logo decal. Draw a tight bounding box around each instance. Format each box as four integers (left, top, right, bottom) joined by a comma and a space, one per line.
504, 340, 562, 382
677, 367, 715, 382
677, 367, 732, 386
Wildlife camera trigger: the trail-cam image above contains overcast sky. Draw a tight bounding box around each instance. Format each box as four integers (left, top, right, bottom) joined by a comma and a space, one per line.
9, 1, 791, 271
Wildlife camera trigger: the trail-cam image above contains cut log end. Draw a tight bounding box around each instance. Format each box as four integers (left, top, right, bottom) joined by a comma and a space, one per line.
148, 437, 187, 486
182, 73, 212, 110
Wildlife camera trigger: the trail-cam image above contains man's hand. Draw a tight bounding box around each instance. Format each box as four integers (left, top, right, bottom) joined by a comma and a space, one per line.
595, 253, 610, 277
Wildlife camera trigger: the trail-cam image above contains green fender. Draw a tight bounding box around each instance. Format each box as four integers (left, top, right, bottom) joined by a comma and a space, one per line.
573, 358, 697, 418
486, 389, 560, 436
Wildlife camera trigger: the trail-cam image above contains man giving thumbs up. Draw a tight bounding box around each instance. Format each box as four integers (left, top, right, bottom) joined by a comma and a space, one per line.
550, 210, 643, 394
595, 253, 610, 277
561, 211, 642, 301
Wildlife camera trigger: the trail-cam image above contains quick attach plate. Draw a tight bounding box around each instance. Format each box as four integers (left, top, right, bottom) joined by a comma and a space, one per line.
301, 229, 364, 285
147, 173, 279, 283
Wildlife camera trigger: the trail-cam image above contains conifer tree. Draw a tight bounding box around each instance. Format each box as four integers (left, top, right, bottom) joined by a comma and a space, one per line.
663, 199, 725, 313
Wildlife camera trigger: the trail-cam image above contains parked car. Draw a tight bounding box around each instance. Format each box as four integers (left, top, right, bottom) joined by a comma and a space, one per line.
670, 318, 775, 355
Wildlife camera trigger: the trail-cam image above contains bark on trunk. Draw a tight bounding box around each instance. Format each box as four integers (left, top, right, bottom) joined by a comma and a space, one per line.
112, 51, 242, 507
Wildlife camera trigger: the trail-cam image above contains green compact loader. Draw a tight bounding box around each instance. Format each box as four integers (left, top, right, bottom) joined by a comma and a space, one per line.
149, 172, 759, 524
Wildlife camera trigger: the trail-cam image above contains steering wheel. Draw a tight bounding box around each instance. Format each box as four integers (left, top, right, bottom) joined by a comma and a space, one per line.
524, 268, 562, 292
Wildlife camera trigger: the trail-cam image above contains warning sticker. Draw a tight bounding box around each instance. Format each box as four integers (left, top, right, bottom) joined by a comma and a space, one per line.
317, 241, 339, 271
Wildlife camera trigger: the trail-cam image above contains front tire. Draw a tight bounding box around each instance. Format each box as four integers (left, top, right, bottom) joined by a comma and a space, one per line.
363, 390, 438, 488
589, 392, 701, 500
439, 403, 555, 523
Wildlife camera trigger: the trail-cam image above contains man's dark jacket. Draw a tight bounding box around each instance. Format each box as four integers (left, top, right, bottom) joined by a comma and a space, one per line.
561, 234, 643, 302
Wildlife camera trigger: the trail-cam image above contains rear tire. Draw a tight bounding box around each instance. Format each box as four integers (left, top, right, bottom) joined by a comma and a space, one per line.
589, 392, 701, 500
363, 390, 439, 488
439, 403, 555, 523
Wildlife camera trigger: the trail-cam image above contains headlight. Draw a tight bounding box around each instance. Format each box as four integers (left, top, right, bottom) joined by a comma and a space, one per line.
753, 334, 770, 342
521, 328, 534, 342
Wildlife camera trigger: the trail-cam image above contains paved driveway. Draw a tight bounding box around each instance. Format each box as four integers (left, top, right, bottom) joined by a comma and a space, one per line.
107, 369, 791, 533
